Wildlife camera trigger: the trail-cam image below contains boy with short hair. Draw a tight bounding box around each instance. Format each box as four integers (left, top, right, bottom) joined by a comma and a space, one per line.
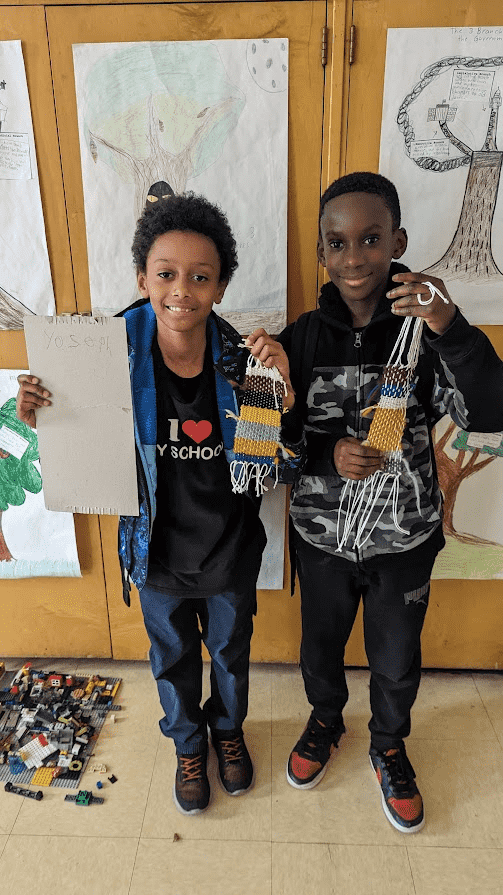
17, 193, 303, 817
279, 171, 503, 832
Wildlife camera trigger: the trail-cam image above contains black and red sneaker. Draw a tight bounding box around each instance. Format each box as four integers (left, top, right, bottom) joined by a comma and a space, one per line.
286, 714, 345, 790
369, 744, 424, 833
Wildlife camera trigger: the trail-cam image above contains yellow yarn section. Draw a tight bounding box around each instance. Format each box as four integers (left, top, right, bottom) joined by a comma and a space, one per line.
239, 405, 282, 427
365, 406, 406, 452
234, 437, 279, 457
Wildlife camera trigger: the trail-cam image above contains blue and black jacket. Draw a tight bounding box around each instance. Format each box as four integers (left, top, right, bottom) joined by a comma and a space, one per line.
117, 299, 306, 604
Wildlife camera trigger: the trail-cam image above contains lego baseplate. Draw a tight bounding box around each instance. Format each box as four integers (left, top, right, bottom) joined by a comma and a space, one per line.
0, 662, 121, 790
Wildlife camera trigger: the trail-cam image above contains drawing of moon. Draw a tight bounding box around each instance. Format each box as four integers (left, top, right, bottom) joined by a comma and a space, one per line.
247, 39, 288, 93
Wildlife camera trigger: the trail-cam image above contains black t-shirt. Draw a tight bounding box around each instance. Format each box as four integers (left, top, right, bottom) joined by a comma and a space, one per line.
146, 337, 266, 595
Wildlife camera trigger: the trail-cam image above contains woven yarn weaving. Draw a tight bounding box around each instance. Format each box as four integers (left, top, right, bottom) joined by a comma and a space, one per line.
336, 313, 425, 550
227, 352, 288, 496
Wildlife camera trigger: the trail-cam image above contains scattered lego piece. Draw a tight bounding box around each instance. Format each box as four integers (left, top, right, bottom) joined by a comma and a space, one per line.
4, 781, 43, 800
0, 662, 122, 791
8, 756, 26, 775
96, 780, 103, 789
19, 733, 57, 769
65, 789, 104, 806
31, 767, 55, 787
108, 774, 117, 783
173, 833, 181, 842
91, 763, 107, 773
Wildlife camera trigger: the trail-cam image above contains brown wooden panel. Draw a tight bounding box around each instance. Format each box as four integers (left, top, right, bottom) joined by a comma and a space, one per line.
0, 514, 112, 658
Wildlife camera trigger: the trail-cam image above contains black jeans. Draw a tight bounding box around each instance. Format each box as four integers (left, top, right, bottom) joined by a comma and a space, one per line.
294, 530, 442, 752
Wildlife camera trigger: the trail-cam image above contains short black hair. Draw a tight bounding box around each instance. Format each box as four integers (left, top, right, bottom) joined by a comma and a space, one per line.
319, 171, 401, 230
132, 192, 238, 282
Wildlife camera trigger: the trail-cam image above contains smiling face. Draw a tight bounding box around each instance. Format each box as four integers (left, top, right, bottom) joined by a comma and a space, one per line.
137, 230, 227, 341
318, 192, 407, 326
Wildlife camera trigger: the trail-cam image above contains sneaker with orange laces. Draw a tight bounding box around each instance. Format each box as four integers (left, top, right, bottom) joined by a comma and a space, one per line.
286, 713, 345, 790
173, 749, 210, 815
211, 729, 254, 796
369, 744, 424, 833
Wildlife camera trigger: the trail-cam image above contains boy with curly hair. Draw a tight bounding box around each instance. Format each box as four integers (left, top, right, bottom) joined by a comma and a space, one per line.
17, 193, 304, 817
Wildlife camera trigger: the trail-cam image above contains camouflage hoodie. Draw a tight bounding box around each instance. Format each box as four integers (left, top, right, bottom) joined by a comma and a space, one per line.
279, 263, 503, 562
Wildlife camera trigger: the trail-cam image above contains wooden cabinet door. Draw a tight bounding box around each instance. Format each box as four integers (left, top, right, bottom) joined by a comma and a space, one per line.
0, 7, 112, 658
46, 1, 335, 661
332, 0, 503, 668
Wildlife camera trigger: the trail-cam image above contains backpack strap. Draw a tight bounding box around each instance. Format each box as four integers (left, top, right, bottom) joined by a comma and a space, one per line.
287, 309, 322, 595
289, 309, 322, 414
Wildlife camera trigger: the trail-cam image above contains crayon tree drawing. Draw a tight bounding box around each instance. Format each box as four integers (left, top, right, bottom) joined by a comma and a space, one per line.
0, 41, 55, 328
432, 421, 503, 579
81, 42, 246, 226
0, 371, 80, 579
397, 56, 503, 284
73, 40, 288, 332
380, 29, 503, 324
0, 398, 42, 562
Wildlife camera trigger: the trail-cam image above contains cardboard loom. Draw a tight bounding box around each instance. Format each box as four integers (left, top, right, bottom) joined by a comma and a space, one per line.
23, 315, 138, 515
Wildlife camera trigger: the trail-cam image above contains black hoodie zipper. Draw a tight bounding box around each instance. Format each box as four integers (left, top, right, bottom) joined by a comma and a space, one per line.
354, 330, 364, 438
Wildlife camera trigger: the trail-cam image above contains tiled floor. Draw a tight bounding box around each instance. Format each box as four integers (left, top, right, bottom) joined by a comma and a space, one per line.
1, 659, 503, 894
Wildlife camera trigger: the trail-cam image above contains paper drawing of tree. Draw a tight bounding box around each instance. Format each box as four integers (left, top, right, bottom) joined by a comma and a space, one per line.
82, 43, 245, 221
397, 56, 503, 283
434, 423, 503, 545
0, 398, 42, 561
0, 285, 34, 330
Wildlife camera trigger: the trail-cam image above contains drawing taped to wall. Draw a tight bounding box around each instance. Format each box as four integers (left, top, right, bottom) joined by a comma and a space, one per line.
73, 40, 288, 334
0, 41, 55, 328
380, 28, 503, 324
432, 419, 503, 579
0, 371, 80, 579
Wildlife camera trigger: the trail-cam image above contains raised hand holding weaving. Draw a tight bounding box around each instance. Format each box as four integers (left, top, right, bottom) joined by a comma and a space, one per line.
387, 273, 456, 335
245, 328, 296, 410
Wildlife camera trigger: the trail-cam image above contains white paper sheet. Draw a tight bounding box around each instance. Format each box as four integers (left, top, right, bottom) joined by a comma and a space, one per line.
0, 370, 80, 578
23, 315, 139, 516
0, 41, 55, 328
380, 27, 503, 324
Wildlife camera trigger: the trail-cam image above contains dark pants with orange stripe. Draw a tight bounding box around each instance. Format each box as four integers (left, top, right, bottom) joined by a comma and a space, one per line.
294, 530, 442, 752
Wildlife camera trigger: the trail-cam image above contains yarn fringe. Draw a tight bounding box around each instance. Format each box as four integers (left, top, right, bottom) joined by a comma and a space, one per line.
230, 459, 279, 496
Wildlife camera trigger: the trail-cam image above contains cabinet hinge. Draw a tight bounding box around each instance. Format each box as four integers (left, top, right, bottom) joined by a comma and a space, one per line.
349, 24, 356, 66
321, 26, 328, 67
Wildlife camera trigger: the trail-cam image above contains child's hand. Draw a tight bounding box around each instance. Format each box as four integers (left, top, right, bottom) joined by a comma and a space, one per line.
333, 436, 382, 480
245, 328, 296, 411
387, 273, 456, 335
16, 374, 52, 429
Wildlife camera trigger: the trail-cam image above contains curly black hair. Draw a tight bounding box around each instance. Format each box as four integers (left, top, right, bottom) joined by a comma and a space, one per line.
131, 192, 238, 282
319, 171, 401, 230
